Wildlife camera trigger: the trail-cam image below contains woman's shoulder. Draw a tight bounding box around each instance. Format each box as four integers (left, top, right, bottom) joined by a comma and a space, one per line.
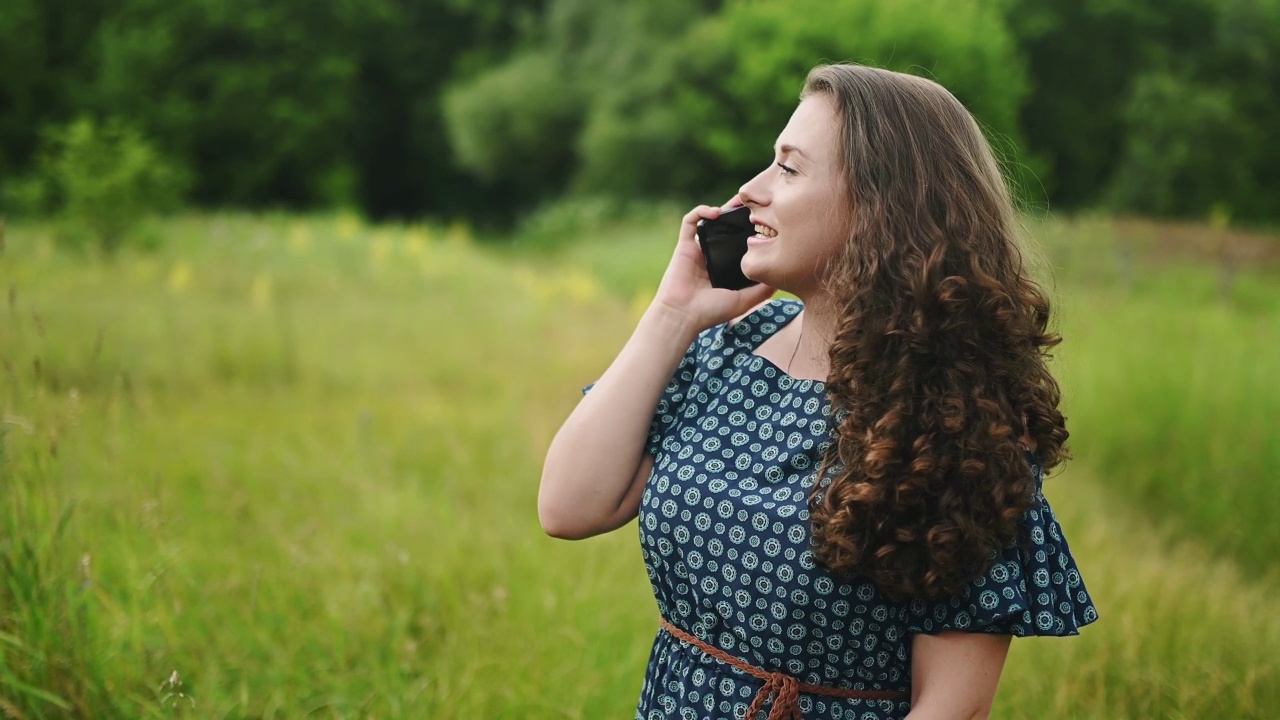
727, 296, 801, 330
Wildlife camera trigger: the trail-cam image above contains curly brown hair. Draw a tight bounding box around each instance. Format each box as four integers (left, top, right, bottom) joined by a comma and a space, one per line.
801, 64, 1069, 602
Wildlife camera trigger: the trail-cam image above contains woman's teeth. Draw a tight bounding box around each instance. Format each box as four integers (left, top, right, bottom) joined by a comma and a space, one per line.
754, 224, 777, 237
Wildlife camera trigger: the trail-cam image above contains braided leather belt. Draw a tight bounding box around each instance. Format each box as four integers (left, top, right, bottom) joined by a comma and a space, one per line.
658, 617, 910, 720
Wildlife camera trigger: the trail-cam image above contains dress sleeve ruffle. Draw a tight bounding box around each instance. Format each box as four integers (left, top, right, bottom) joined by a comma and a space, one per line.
581, 326, 718, 457
903, 458, 1099, 637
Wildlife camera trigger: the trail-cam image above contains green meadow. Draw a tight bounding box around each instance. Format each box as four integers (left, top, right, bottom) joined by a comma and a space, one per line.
1, 213, 1277, 718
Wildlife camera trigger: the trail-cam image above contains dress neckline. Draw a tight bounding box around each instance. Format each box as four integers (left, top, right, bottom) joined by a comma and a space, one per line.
730, 298, 826, 391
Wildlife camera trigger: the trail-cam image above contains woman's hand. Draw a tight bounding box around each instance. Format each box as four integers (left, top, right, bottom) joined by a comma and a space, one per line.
650, 199, 775, 333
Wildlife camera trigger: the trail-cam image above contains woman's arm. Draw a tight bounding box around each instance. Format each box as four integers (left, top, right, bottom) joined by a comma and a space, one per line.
539, 204, 775, 540
905, 632, 1011, 720
538, 305, 701, 539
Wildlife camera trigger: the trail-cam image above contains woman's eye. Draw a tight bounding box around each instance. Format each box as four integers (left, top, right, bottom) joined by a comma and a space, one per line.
776, 162, 798, 176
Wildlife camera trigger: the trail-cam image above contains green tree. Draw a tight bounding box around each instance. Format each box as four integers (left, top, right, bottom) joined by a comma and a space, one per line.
0, 0, 116, 198
344, 0, 542, 221
582, 0, 1037, 204
88, 0, 362, 207
443, 51, 585, 210
443, 0, 723, 216
1, 0, 542, 220
1107, 73, 1256, 218
30, 117, 187, 255
445, 0, 1036, 212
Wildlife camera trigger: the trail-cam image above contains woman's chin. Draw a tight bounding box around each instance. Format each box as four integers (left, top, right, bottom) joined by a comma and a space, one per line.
742, 266, 768, 292
741, 256, 796, 295
739, 259, 771, 288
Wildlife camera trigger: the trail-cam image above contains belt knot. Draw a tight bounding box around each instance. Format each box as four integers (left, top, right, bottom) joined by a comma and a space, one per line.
749, 670, 801, 720
657, 617, 909, 719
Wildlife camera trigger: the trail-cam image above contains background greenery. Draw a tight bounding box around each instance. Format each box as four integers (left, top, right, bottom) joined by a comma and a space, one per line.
2, 0, 1279, 228
1, 0, 1278, 717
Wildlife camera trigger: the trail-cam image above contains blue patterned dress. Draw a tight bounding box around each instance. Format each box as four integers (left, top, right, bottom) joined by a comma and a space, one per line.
583, 299, 1097, 720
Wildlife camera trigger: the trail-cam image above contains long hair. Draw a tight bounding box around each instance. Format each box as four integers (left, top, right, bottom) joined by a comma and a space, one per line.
803, 64, 1069, 601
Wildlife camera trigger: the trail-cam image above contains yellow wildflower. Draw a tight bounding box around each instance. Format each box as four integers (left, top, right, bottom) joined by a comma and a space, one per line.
168, 263, 191, 293
336, 213, 362, 243
251, 273, 273, 308
404, 229, 430, 258
631, 287, 653, 322
289, 225, 312, 254
561, 268, 601, 304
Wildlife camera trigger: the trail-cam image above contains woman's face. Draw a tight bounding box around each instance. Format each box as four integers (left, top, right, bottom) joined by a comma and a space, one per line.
737, 93, 851, 297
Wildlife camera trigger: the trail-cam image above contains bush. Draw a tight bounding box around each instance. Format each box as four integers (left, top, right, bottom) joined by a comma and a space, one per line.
1107, 72, 1255, 219
28, 118, 188, 255
577, 0, 1042, 206
442, 52, 585, 208
571, 43, 713, 198
441, 0, 722, 214
999, 0, 1280, 223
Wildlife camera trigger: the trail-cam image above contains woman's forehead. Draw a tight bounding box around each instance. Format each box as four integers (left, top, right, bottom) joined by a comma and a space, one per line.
776, 95, 841, 168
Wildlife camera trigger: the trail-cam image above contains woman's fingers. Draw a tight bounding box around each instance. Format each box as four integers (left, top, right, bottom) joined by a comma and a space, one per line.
677, 205, 724, 255
657, 203, 773, 328
682, 205, 720, 223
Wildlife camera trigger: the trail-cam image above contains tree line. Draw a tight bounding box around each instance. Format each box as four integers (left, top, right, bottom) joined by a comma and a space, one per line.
1, 0, 1276, 230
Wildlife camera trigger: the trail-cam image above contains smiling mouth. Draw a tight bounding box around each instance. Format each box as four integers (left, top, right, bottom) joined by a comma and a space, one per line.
753, 224, 777, 238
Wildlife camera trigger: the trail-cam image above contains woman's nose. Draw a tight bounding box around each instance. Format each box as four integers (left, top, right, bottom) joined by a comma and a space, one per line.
738, 168, 770, 207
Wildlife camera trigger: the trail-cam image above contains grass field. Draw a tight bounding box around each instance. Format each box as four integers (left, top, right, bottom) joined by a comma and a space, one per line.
1, 212, 1277, 718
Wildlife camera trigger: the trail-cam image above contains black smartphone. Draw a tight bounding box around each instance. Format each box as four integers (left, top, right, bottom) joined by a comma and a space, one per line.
696, 206, 759, 290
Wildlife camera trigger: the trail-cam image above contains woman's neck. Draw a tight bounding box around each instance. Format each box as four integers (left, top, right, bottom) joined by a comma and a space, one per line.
788, 292, 840, 381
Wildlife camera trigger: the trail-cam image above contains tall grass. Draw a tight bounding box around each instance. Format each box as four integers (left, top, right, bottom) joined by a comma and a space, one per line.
1031, 215, 1280, 577
995, 477, 1279, 718
0, 212, 1276, 717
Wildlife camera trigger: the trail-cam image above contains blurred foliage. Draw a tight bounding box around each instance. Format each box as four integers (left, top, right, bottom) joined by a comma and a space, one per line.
0, 0, 1277, 225
448, 0, 1280, 223
18, 117, 186, 255
0, 0, 540, 223
447, 0, 1038, 206
659, 0, 1037, 204
89, 0, 360, 208
443, 0, 723, 213
1004, 0, 1280, 218
1107, 73, 1256, 217
443, 51, 584, 206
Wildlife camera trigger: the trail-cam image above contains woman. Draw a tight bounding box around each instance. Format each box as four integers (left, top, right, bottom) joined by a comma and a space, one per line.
539, 63, 1097, 720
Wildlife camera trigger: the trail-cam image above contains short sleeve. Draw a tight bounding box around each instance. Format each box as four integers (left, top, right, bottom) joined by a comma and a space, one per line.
903, 457, 1099, 637
581, 326, 716, 457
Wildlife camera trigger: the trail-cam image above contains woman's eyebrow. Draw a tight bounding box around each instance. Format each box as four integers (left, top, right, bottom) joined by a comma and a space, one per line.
776, 143, 809, 160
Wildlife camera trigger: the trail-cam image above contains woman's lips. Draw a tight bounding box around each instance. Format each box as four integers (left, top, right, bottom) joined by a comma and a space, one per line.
748, 217, 777, 245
